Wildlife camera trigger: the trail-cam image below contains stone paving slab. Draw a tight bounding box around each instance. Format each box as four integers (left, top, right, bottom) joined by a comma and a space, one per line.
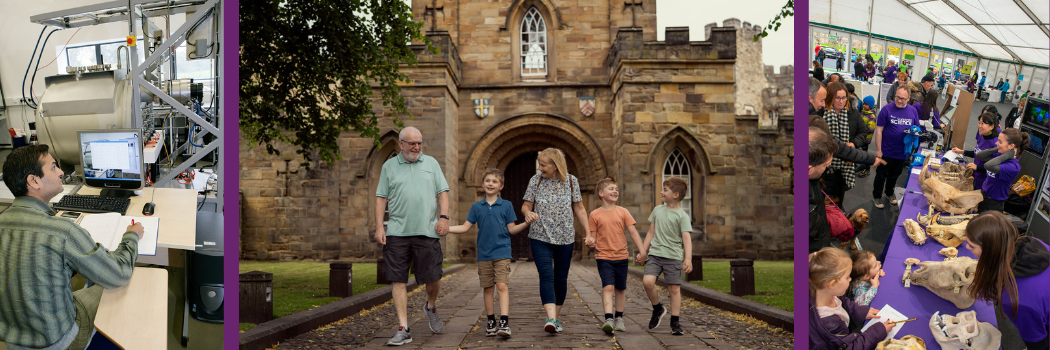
271, 260, 792, 349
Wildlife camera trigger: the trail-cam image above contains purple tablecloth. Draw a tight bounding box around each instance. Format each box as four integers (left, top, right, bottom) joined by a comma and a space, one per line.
868, 166, 999, 349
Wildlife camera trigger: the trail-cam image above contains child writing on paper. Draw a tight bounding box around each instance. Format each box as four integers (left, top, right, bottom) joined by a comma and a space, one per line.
847, 250, 884, 306
809, 247, 892, 350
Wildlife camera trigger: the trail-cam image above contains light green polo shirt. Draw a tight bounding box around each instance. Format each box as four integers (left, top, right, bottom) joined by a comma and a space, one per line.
646, 204, 692, 261
376, 152, 449, 238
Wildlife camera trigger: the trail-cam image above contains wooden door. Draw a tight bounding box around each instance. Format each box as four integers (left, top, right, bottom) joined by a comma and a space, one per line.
502, 153, 537, 260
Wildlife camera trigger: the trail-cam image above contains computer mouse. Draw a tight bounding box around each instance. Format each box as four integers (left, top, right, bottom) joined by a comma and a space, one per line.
142, 202, 156, 216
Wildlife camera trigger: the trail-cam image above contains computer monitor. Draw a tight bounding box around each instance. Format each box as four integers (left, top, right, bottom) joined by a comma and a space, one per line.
77, 129, 144, 197
1022, 97, 1049, 133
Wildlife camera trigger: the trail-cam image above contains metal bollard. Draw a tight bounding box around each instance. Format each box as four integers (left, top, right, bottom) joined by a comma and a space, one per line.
239, 271, 273, 324
686, 254, 703, 281
730, 259, 755, 296
329, 262, 353, 297
376, 257, 389, 284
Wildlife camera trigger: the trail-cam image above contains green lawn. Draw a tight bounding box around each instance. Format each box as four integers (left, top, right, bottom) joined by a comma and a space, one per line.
238, 261, 452, 332
632, 260, 793, 311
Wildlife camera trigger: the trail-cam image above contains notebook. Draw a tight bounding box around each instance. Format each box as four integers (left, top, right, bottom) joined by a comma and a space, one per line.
78, 213, 160, 256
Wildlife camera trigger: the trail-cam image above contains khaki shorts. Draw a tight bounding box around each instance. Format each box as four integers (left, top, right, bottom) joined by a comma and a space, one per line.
477, 258, 511, 288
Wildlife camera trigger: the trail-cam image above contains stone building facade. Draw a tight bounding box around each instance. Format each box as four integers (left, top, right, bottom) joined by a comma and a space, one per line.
239, 0, 795, 262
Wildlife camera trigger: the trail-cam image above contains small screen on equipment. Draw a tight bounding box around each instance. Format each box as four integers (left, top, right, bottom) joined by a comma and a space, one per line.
78, 130, 144, 191
1025, 131, 1047, 159
1022, 98, 1049, 132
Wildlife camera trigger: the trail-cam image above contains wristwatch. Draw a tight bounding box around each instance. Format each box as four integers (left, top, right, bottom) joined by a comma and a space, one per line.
439, 215, 449, 220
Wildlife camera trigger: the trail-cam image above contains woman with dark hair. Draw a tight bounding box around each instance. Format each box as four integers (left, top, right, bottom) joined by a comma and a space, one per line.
813, 60, 825, 82
913, 88, 941, 131
965, 211, 1049, 349
952, 112, 1000, 191
967, 128, 1030, 212
980, 105, 1003, 127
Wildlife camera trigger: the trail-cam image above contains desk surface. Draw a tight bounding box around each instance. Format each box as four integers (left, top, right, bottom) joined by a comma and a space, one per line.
76, 187, 198, 250
95, 267, 168, 350
870, 165, 998, 349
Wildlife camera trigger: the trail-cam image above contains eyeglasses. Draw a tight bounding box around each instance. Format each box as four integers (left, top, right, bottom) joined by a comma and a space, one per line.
895, 96, 909, 101
834, 96, 848, 101
400, 140, 424, 147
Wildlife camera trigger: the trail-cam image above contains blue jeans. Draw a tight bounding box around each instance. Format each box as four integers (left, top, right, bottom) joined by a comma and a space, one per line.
531, 239, 574, 305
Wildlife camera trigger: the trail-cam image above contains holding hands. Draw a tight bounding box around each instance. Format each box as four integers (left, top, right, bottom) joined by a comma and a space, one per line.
584, 235, 596, 248
435, 217, 449, 236
524, 211, 539, 223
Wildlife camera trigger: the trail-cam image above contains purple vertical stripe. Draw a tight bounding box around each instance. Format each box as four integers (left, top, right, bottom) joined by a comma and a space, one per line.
224, 0, 240, 347
793, 0, 810, 347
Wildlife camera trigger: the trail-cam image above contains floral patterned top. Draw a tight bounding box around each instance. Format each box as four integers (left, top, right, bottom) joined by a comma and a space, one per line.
850, 279, 877, 306
523, 173, 582, 245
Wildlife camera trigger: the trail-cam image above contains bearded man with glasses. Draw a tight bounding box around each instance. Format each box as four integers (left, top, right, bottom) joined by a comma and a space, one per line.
871, 86, 921, 209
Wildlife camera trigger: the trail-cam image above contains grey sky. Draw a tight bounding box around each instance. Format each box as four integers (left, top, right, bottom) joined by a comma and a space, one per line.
657, 0, 794, 72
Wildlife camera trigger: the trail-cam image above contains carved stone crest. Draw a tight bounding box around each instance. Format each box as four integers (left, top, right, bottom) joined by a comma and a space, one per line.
579, 97, 595, 117
474, 98, 490, 118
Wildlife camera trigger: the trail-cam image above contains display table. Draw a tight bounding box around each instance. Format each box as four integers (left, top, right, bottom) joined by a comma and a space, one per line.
868, 164, 998, 349
988, 88, 1002, 103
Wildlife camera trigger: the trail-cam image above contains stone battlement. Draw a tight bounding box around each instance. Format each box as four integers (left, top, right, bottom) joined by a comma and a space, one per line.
706, 18, 763, 42
605, 25, 736, 69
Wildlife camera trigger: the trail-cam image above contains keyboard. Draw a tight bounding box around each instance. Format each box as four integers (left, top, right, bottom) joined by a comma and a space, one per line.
53, 195, 131, 214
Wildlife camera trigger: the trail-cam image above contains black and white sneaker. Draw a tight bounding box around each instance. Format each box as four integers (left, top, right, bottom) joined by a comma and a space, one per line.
485, 318, 497, 336
648, 306, 667, 329
873, 197, 885, 209
670, 322, 684, 335
497, 318, 511, 337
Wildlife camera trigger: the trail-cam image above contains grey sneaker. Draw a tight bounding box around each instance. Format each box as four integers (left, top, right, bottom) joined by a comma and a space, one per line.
386, 326, 412, 346
873, 197, 885, 209
497, 318, 511, 337
554, 319, 563, 332
602, 318, 614, 334
423, 301, 443, 333
544, 318, 557, 333
889, 196, 898, 205
614, 317, 626, 332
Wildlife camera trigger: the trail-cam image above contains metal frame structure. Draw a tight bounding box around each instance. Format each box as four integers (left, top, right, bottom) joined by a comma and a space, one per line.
31, 0, 223, 211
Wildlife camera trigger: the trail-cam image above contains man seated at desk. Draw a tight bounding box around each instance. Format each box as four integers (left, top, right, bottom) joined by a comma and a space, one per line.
0, 145, 144, 350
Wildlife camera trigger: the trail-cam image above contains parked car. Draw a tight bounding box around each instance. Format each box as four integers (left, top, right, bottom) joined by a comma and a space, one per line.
823, 47, 841, 59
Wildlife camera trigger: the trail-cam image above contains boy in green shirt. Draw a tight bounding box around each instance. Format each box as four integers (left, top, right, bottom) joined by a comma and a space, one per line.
636, 177, 693, 335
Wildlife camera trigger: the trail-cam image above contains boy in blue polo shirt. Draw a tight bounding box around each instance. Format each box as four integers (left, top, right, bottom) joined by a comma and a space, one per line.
449, 168, 534, 337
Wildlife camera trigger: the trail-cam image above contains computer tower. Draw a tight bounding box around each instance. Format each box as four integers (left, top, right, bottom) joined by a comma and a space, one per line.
188, 210, 223, 323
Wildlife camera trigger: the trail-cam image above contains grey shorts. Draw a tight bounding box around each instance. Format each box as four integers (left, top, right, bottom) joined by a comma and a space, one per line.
383, 235, 444, 284
643, 255, 683, 285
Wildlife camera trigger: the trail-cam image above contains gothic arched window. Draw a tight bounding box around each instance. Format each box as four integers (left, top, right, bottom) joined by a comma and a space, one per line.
662, 148, 692, 221
520, 7, 547, 78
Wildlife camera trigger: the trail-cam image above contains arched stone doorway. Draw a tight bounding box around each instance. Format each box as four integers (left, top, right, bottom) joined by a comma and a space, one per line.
462, 114, 608, 258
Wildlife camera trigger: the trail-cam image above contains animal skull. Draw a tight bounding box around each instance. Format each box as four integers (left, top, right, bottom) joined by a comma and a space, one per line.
905, 219, 927, 245
920, 160, 983, 214
940, 247, 958, 259
929, 311, 1001, 350
926, 216, 968, 248
876, 335, 927, 350
917, 207, 976, 226
902, 257, 978, 309
935, 162, 975, 191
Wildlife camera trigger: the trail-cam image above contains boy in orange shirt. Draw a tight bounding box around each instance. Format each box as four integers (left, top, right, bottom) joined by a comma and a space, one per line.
585, 177, 645, 334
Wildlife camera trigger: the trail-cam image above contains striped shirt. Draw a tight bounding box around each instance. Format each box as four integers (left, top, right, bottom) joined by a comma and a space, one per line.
0, 196, 138, 348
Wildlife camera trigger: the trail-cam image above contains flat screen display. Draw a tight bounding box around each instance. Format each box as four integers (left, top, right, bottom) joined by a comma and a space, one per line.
78, 130, 143, 190
1022, 98, 1049, 132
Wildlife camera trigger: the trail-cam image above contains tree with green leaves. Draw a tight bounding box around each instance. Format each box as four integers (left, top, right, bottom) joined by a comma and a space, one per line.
754, 0, 793, 42
240, 0, 435, 168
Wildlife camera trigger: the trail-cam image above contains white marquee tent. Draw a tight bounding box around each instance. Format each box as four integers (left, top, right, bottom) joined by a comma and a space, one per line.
810, 0, 1049, 96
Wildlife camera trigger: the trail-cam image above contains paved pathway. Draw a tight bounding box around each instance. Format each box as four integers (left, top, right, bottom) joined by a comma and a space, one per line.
273, 261, 792, 349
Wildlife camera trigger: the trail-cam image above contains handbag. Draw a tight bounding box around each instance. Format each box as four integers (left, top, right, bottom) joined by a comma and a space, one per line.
823, 190, 855, 242
1010, 175, 1036, 197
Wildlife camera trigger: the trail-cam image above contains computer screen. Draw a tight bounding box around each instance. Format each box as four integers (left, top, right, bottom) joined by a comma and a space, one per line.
1022, 98, 1049, 132
78, 130, 144, 193
1024, 130, 1047, 159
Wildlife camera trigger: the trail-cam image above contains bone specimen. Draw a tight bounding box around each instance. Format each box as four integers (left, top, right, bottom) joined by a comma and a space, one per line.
877, 335, 927, 350
940, 247, 958, 259
917, 207, 976, 226
920, 160, 983, 214
905, 219, 927, 245
926, 216, 968, 248
902, 257, 978, 309
929, 311, 1001, 350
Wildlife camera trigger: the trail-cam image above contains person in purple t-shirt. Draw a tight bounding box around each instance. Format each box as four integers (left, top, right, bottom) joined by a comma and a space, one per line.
871, 86, 920, 209
967, 128, 1030, 213
951, 113, 1000, 191
965, 212, 1049, 350
883, 60, 897, 84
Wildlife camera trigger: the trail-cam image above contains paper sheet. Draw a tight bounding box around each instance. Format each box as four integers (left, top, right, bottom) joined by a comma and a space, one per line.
119, 216, 160, 256
861, 304, 909, 340
78, 214, 160, 256
911, 168, 922, 175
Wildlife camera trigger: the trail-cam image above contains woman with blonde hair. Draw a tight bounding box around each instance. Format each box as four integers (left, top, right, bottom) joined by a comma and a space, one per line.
521, 148, 590, 334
